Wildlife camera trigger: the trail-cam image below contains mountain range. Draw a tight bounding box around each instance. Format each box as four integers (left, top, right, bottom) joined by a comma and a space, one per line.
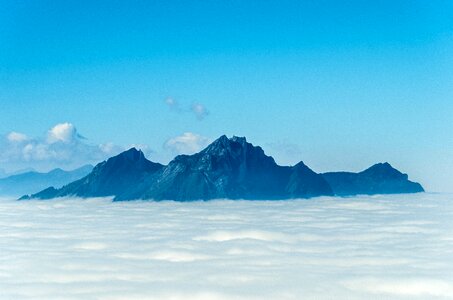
0, 165, 93, 197
21, 135, 424, 201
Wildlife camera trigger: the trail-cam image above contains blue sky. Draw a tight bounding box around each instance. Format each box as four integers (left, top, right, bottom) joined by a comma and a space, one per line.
1, 0, 452, 192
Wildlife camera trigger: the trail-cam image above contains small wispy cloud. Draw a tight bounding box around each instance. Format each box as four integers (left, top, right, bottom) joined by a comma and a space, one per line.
164, 132, 211, 155
7, 132, 28, 143
191, 102, 209, 120
165, 97, 209, 121
165, 97, 181, 112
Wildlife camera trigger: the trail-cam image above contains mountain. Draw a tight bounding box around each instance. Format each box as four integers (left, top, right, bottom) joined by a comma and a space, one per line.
0, 168, 36, 179
22, 148, 164, 200
22, 136, 424, 201
136, 135, 333, 201
322, 162, 424, 196
0, 165, 93, 197
22, 136, 334, 201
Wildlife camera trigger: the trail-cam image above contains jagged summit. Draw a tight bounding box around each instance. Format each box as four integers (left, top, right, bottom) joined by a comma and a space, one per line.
22, 135, 424, 201
115, 147, 143, 160
100, 147, 157, 171
199, 135, 276, 167
202, 135, 248, 155
136, 135, 324, 201
105, 148, 150, 166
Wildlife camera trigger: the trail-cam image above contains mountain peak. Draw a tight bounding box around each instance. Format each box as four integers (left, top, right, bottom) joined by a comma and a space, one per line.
100, 148, 153, 169
293, 161, 308, 168
203, 135, 245, 155
200, 135, 273, 165
208, 135, 247, 147
363, 162, 400, 174
101, 147, 162, 173
373, 162, 392, 169
116, 147, 143, 159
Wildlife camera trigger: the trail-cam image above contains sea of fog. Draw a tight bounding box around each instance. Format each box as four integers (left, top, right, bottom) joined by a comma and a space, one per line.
0, 193, 452, 300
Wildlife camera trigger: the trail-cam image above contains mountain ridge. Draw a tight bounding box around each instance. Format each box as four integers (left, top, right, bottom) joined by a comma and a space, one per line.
322, 162, 424, 196
0, 165, 93, 197
21, 136, 424, 201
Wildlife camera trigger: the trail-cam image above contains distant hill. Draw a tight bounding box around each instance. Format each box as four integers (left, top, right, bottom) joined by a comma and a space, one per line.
22, 136, 424, 201
0, 168, 36, 179
0, 165, 93, 197
322, 163, 424, 196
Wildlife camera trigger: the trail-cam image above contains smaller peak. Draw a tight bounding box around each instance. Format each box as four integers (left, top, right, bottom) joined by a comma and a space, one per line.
370, 162, 393, 170
45, 168, 64, 176
208, 135, 230, 147
293, 161, 307, 168
362, 162, 404, 178
124, 147, 141, 154
216, 135, 229, 142
205, 135, 228, 147
112, 147, 145, 162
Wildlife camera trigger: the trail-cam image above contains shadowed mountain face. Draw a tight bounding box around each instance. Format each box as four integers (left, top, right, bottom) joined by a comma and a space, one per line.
0, 165, 93, 197
322, 163, 424, 196
24, 148, 163, 200
137, 135, 333, 201
22, 136, 424, 201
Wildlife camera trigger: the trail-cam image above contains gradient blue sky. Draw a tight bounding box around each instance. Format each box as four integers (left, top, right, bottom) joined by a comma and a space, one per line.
1, 0, 453, 191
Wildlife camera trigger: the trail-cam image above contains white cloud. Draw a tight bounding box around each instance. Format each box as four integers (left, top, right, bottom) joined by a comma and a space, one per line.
7, 132, 28, 143
165, 97, 209, 120
0, 123, 126, 172
46, 122, 81, 144
99, 142, 124, 156
191, 102, 209, 120
342, 278, 453, 297
164, 132, 211, 155
165, 97, 180, 111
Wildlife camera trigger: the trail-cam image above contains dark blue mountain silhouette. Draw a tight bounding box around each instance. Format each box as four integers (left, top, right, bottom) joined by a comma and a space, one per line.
21, 136, 423, 201
322, 162, 424, 196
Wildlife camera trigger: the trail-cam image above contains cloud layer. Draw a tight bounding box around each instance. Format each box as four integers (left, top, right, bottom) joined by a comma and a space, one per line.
0, 193, 451, 299
0, 123, 124, 172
